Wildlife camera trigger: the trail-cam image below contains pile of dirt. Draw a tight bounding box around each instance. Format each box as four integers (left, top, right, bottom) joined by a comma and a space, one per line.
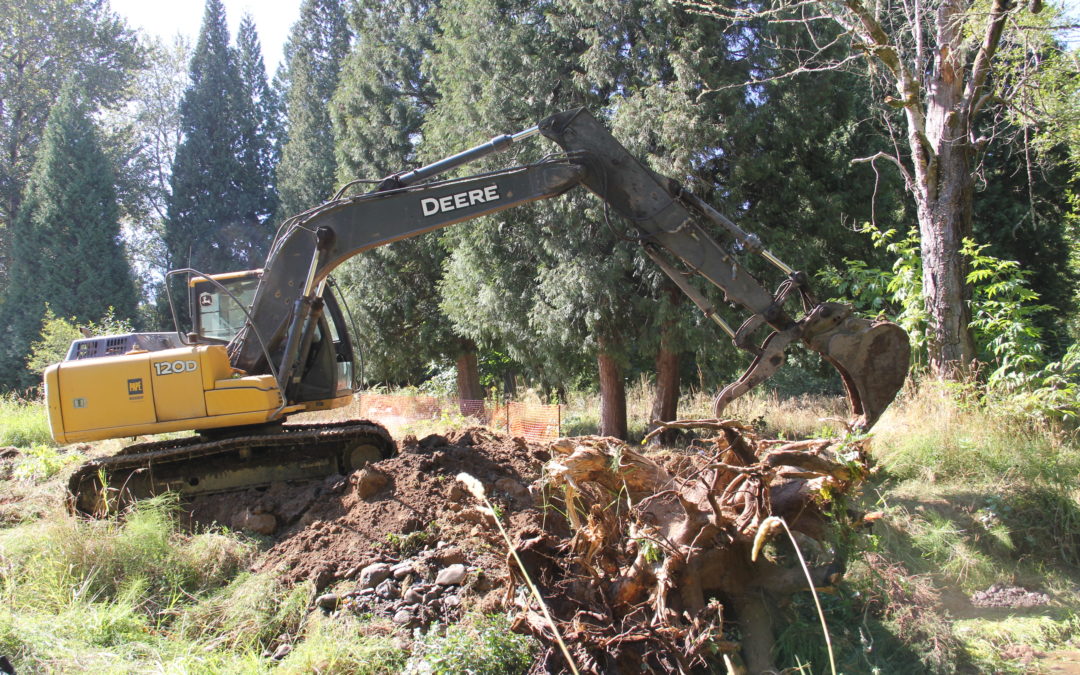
186, 423, 869, 674
971, 584, 1051, 608
188, 427, 553, 613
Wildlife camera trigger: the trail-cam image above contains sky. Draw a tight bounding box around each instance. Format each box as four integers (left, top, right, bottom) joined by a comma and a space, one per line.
111, 0, 301, 74
112, 0, 1079, 78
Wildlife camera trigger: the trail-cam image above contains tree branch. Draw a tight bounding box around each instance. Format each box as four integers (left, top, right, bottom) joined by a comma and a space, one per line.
965, 0, 1013, 119
850, 151, 916, 187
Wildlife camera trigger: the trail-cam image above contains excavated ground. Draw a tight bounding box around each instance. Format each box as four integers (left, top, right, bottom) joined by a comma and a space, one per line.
186, 427, 561, 621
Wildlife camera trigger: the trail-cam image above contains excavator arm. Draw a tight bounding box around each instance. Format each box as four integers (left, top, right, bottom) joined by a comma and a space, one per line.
233, 108, 908, 430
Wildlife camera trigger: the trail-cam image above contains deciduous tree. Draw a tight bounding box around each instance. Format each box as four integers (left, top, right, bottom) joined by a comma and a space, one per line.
683, 0, 1070, 376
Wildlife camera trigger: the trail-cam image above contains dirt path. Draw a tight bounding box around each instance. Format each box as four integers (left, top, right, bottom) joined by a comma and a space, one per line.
1041, 650, 1080, 674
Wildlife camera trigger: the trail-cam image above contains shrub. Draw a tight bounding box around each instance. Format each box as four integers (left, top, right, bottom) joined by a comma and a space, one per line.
407, 613, 537, 675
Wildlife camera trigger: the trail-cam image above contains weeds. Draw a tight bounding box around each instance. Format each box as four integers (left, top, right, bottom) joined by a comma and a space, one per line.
276, 613, 406, 674
0, 394, 53, 448
407, 613, 536, 675
176, 572, 312, 652
956, 612, 1080, 673
11, 443, 84, 480
0, 497, 257, 671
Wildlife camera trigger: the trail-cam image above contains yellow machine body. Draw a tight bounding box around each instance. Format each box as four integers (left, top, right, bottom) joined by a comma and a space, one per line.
45, 344, 293, 444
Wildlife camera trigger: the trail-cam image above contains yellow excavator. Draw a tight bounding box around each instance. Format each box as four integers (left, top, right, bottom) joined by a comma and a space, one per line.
48, 109, 910, 515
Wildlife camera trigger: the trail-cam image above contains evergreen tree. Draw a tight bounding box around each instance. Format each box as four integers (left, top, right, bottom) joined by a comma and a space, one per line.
235, 14, 279, 231
165, 0, 265, 293
426, 0, 614, 436
331, 0, 461, 391
275, 0, 351, 219
0, 0, 142, 299
0, 85, 138, 389
429, 0, 757, 437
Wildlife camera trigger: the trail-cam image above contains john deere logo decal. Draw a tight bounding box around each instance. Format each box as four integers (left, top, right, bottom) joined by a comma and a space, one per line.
128, 378, 144, 398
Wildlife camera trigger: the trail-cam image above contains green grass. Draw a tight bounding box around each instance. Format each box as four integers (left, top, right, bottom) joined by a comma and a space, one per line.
408, 613, 537, 674
275, 613, 406, 674
0, 394, 54, 448
872, 381, 1080, 485
0, 496, 259, 672
175, 572, 312, 653
956, 612, 1080, 674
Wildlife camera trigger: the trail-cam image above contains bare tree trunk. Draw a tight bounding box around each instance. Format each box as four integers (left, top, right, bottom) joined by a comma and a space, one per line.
917, 149, 977, 375
455, 341, 484, 415
908, 7, 980, 376
648, 337, 680, 445
597, 342, 627, 440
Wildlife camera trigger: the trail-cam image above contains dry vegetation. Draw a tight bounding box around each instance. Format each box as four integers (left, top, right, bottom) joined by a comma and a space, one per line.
1, 386, 1078, 673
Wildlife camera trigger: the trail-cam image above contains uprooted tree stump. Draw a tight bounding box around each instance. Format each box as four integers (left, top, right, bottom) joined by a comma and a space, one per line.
500, 422, 871, 674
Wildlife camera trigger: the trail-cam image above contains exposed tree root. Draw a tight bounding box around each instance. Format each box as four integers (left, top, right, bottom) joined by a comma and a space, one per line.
501, 423, 869, 673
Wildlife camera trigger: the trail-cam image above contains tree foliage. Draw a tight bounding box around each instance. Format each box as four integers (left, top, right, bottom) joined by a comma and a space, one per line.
235, 14, 279, 228
680, 0, 1076, 378
275, 0, 351, 219
330, 0, 458, 387
0, 85, 138, 388
165, 0, 269, 284
0, 0, 142, 297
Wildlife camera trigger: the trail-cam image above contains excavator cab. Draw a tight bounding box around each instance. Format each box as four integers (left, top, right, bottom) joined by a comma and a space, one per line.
190, 271, 262, 342
187, 270, 357, 407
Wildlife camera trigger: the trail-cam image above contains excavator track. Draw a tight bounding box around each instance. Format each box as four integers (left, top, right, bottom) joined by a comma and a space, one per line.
67, 420, 395, 517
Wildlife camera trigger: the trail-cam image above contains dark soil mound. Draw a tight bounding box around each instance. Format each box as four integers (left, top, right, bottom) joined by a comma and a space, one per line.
188, 427, 551, 602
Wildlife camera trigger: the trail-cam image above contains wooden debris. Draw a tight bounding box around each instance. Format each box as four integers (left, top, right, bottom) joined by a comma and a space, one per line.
503, 426, 871, 673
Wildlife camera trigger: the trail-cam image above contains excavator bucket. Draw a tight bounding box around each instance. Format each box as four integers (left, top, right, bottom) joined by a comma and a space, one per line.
805, 314, 911, 431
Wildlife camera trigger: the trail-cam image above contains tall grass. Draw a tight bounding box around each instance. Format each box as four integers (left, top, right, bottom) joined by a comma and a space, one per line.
0, 496, 257, 671
872, 381, 1080, 486
561, 379, 850, 441
0, 394, 53, 448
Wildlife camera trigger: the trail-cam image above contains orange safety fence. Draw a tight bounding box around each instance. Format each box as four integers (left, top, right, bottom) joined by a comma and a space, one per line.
355, 393, 562, 443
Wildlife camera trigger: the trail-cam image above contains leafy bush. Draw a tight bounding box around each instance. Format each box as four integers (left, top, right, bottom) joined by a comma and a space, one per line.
817, 225, 927, 358
820, 223, 1076, 420
25, 305, 134, 376
11, 443, 84, 480
407, 613, 537, 674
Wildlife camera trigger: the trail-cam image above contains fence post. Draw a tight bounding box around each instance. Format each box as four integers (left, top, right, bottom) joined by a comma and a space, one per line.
557, 403, 562, 437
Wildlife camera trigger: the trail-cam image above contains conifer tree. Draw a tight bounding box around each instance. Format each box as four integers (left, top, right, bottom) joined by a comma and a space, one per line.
165, 0, 262, 287
429, 0, 722, 437
329, 0, 482, 395
235, 14, 279, 231
0, 85, 137, 388
0, 0, 142, 300
275, 0, 350, 219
